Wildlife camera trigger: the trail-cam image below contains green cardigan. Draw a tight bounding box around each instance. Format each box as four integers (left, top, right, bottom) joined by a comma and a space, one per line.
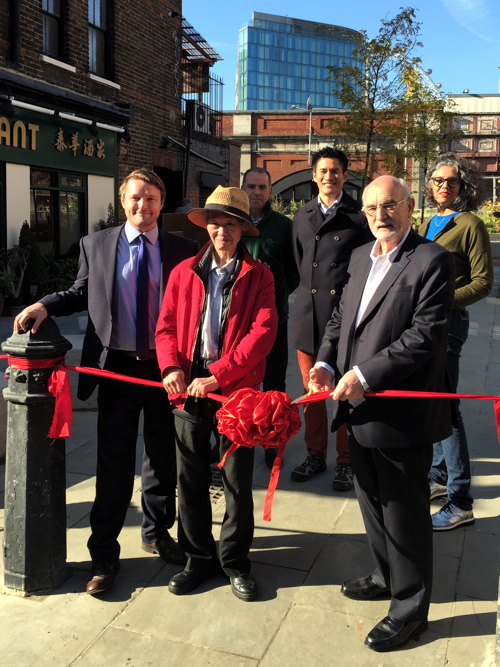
419, 211, 493, 310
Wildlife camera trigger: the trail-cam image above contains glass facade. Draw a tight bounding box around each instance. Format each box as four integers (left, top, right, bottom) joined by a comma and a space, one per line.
236, 13, 359, 110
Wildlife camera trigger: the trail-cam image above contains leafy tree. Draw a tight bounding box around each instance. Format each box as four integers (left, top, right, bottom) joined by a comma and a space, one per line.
327, 7, 459, 188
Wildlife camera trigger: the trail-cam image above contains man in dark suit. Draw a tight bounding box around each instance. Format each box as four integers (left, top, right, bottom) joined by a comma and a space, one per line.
14, 169, 196, 595
310, 175, 454, 652
290, 147, 372, 490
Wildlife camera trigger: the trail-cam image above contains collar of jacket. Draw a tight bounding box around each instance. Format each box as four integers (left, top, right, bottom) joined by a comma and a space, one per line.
190, 242, 250, 284
255, 199, 273, 224
306, 189, 361, 214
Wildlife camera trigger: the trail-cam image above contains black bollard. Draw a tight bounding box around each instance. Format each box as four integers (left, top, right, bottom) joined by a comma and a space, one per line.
1, 317, 72, 593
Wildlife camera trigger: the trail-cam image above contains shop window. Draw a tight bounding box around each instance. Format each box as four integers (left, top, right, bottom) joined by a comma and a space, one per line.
89, 0, 108, 77
42, 0, 62, 60
30, 169, 86, 257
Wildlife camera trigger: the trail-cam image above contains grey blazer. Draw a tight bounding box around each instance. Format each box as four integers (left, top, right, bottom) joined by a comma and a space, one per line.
41, 224, 196, 399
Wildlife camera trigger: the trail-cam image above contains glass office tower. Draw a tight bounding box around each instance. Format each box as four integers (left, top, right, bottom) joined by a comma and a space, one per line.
236, 13, 360, 110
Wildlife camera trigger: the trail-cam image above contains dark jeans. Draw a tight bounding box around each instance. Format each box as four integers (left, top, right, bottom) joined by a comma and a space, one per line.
88, 351, 177, 562
429, 309, 473, 511
174, 397, 255, 578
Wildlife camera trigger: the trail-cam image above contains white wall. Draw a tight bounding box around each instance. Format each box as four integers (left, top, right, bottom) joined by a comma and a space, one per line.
87, 175, 115, 234
5, 163, 30, 247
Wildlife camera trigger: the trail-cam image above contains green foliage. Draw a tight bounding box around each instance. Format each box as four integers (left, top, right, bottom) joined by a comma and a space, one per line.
0, 245, 29, 298
95, 203, 116, 231
19, 220, 50, 284
271, 196, 305, 218
327, 7, 462, 186
0, 270, 14, 298
43, 252, 79, 291
479, 199, 500, 234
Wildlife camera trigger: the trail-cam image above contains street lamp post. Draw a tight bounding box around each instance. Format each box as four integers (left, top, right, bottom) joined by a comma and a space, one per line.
291, 96, 313, 166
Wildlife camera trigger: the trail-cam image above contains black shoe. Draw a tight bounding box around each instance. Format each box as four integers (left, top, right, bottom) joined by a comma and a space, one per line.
290, 453, 326, 482
142, 535, 187, 565
332, 463, 354, 491
168, 565, 221, 595
341, 575, 391, 600
230, 573, 259, 601
364, 616, 428, 652
86, 560, 120, 595
264, 447, 279, 470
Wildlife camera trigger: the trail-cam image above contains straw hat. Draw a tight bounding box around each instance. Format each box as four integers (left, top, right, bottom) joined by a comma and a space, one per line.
186, 186, 259, 237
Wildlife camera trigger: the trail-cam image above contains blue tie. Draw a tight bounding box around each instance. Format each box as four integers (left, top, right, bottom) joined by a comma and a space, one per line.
136, 234, 150, 360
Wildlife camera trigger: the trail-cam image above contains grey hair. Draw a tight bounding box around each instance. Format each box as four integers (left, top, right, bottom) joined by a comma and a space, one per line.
424, 153, 484, 212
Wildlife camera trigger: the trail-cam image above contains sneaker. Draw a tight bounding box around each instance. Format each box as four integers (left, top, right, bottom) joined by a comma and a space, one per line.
430, 481, 448, 501
432, 500, 475, 531
332, 463, 354, 491
291, 453, 326, 482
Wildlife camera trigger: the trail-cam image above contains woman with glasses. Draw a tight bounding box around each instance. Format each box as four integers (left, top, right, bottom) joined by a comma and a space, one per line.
420, 152, 493, 531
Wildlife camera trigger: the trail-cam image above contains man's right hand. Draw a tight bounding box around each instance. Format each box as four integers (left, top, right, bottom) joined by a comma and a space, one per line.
308, 366, 334, 394
14, 303, 48, 334
162, 368, 186, 395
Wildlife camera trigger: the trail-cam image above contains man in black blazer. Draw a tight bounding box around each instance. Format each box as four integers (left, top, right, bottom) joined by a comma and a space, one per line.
14, 169, 196, 595
310, 175, 454, 652
290, 147, 372, 490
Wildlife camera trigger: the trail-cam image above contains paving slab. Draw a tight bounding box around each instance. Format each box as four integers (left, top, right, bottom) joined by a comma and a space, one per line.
110, 561, 305, 660
76, 626, 259, 667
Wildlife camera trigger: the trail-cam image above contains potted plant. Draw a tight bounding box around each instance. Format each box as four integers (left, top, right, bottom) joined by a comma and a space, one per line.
0, 245, 30, 315
0, 270, 14, 316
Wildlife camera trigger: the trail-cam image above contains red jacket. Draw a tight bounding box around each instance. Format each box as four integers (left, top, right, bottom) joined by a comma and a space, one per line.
156, 243, 278, 409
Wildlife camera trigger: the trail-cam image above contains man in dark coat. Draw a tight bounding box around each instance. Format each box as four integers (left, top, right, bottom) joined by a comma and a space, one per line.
241, 167, 299, 468
310, 175, 454, 652
290, 147, 372, 490
14, 169, 196, 595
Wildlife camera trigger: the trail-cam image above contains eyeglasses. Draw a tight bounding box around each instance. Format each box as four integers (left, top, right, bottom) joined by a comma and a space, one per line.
362, 199, 408, 217
431, 177, 461, 188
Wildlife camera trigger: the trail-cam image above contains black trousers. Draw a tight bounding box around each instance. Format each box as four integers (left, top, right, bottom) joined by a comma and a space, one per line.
87, 350, 177, 562
349, 435, 433, 622
174, 397, 255, 578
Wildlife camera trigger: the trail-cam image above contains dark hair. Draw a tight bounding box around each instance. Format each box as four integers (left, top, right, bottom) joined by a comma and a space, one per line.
424, 153, 484, 212
311, 147, 348, 173
119, 168, 166, 204
242, 167, 272, 186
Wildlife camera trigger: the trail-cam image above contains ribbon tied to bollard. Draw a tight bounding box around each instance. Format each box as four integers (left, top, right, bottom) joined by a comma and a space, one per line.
2, 353, 500, 521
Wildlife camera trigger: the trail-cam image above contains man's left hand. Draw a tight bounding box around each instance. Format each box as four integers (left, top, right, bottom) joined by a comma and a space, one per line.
187, 375, 220, 398
332, 370, 365, 401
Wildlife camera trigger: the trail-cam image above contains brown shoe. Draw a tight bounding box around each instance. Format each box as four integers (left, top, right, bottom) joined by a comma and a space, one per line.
86, 561, 120, 595
142, 535, 186, 565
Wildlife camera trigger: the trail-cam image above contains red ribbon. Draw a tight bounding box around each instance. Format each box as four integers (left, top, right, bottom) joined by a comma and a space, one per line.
295, 388, 500, 443
213, 388, 301, 521
2, 355, 165, 439
3, 353, 500, 520
5, 356, 72, 438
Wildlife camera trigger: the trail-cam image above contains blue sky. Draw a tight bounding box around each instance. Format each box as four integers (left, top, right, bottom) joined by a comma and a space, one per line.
183, 0, 500, 110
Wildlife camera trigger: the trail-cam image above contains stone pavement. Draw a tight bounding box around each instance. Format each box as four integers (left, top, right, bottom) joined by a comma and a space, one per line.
0, 274, 500, 667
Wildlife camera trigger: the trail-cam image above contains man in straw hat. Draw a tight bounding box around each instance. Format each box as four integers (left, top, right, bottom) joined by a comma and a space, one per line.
156, 185, 278, 601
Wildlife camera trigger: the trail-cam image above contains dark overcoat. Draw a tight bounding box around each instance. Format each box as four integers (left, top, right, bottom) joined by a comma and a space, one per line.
290, 192, 372, 355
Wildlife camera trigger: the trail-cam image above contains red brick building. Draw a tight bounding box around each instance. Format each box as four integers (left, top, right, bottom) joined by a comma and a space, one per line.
222, 109, 371, 204
223, 100, 500, 207
0, 2, 238, 253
